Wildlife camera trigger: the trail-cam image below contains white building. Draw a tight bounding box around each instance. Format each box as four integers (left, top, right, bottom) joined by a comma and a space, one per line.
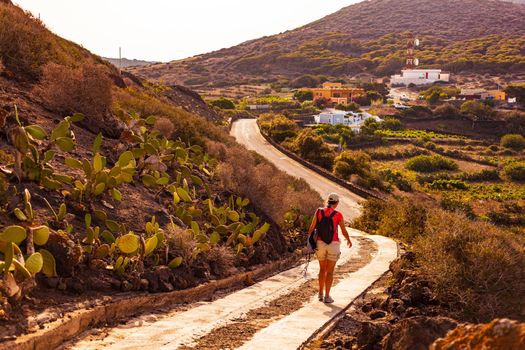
314, 109, 382, 132
391, 69, 450, 86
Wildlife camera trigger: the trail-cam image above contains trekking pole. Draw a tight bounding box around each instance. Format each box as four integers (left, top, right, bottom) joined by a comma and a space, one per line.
302, 251, 311, 279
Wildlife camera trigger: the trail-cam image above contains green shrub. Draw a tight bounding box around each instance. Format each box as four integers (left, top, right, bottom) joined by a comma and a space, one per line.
380, 169, 412, 192
260, 114, 298, 143
460, 169, 500, 182
500, 134, 525, 151
381, 117, 404, 131
290, 129, 334, 170
460, 100, 494, 120
424, 141, 437, 150
353, 198, 427, 243
428, 179, 468, 190
440, 195, 475, 219
503, 162, 525, 182
406, 155, 458, 173
210, 97, 235, 110
293, 90, 313, 102
333, 151, 372, 180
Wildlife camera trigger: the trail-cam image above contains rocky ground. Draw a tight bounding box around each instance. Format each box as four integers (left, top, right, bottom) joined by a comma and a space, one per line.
310, 251, 525, 350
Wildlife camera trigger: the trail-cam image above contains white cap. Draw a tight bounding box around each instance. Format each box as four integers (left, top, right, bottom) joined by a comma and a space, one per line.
328, 193, 340, 203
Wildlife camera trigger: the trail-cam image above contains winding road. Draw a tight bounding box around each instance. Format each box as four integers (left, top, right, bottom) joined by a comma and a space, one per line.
231, 119, 364, 221
60, 119, 397, 350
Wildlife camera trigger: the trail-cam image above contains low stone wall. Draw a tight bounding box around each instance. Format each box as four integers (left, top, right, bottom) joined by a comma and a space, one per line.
257, 126, 385, 201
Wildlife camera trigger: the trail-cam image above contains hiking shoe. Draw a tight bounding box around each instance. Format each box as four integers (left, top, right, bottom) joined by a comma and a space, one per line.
318, 292, 324, 301
324, 296, 334, 304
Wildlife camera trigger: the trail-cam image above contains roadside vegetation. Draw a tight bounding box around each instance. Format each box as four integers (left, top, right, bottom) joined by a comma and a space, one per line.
354, 198, 525, 323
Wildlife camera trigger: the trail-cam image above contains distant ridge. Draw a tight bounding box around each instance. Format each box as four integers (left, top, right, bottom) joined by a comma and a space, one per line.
130, 0, 525, 87
104, 57, 159, 69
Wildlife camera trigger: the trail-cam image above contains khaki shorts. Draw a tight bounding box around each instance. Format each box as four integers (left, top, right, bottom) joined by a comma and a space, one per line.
316, 241, 341, 262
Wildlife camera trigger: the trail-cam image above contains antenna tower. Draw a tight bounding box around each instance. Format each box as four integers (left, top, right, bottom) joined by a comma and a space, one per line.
405, 33, 420, 69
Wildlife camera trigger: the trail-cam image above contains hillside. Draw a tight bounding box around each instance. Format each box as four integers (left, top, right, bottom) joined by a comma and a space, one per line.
130, 0, 525, 87
0, 0, 320, 336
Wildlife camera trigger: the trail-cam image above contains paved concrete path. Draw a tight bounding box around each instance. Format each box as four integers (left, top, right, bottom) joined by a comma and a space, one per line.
239, 235, 396, 349
65, 237, 363, 350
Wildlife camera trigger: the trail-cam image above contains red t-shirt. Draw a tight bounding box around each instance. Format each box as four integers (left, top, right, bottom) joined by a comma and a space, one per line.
315, 207, 344, 242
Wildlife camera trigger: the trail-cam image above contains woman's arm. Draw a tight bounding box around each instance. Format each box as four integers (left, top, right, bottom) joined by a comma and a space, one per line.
339, 221, 352, 247
307, 210, 318, 235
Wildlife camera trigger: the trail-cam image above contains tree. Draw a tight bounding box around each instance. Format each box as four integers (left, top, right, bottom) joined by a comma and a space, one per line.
333, 151, 372, 179
268, 115, 298, 142
460, 101, 494, 120
293, 90, 314, 103
314, 97, 332, 109
434, 104, 460, 119
291, 129, 334, 169
210, 97, 235, 110
360, 118, 381, 135
426, 90, 441, 105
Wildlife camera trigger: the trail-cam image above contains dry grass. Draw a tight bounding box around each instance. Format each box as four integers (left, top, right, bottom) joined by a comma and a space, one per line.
417, 210, 525, 322
153, 117, 175, 138
206, 246, 236, 278
38, 63, 112, 119
165, 223, 195, 263
0, 3, 107, 80
354, 198, 525, 322
207, 140, 321, 226
0, 4, 51, 79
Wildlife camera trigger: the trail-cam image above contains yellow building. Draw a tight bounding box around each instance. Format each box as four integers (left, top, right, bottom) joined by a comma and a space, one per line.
484, 90, 506, 101
309, 82, 365, 106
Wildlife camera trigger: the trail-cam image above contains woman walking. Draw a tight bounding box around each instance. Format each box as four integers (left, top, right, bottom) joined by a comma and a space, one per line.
307, 193, 352, 304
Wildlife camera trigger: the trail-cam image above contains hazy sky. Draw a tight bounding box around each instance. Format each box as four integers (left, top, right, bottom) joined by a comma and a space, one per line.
14, 1, 360, 62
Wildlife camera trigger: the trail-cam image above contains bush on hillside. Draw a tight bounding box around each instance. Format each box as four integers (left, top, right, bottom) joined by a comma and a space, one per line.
433, 103, 461, 119
417, 210, 525, 322
503, 162, 525, 182
293, 90, 313, 102
39, 63, 113, 130
353, 198, 525, 322
504, 112, 525, 136
406, 155, 458, 173
353, 198, 427, 243
460, 100, 494, 120
207, 140, 321, 226
380, 117, 404, 131
210, 97, 235, 110
259, 114, 298, 142
0, 4, 51, 79
333, 151, 372, 180
500, 134, 525, 151
290, 129, 335, 170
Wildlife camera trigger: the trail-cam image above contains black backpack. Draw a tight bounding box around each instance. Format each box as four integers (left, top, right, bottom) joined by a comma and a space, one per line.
315, 209, 337, 244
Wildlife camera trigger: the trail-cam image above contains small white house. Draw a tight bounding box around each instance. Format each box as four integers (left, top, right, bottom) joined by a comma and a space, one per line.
314, 109, 382, 132
391, 69, 450, 86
